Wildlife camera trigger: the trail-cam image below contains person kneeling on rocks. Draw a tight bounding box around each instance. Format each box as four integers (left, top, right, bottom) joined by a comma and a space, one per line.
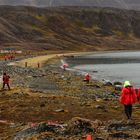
2, 72, 10, 90
120, 81, 136, 120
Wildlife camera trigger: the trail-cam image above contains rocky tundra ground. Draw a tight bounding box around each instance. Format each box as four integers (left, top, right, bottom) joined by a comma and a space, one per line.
0, 55, 140, 139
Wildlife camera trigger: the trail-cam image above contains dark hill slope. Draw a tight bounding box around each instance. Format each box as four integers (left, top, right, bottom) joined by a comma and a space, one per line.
0, 6, 140, 51
0, 0, 140, 11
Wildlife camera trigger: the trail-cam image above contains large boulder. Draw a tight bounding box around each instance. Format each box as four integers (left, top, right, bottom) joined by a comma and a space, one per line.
113, 81, 122, 91
66, 117, 102, 135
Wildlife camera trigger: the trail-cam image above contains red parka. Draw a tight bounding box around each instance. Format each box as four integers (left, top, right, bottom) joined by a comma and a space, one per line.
3, 75, 10, 84
63, 64, 67, 70
120, 86, 137, 105
86, 74, 90, 81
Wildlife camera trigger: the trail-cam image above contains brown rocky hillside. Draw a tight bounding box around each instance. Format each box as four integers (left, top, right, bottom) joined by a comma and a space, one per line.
0, 6, 140, 51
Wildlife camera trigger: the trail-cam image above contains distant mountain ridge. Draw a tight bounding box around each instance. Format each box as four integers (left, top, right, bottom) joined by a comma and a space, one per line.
0, 0, 140, 10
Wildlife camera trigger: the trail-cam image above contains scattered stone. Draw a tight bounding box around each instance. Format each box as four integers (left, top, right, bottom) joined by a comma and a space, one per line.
107, 120, 136, 131
103, 97, 109, 101
102, 79, 112, 86
113, 81, 122, 90
1, 92, 6, 95
110, 132, 130, 138
95, 105, 105, 110
12, 92, 29, 98
80, 102, 86, 106
94, 137, 104, 140
114, 106, 120, 110
114, 85, 122, 91
40, 103, 45, 107
96, 98, 102, 102
55, 109, 65, 113
14, 122, 66, 140
137, 136, 140, 139
66, 117, 95, 135
113, 81, 122, 86
86, 84, 101, 88
95, 105, 101, 109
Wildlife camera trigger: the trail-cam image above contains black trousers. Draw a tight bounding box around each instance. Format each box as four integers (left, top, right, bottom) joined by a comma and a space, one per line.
2, 83, 10, 90
124, 104, 132, 119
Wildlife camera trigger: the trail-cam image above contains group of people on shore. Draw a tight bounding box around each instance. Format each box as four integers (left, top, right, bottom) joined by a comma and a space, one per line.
4, 55, 15, 61
2, 63, 139, 120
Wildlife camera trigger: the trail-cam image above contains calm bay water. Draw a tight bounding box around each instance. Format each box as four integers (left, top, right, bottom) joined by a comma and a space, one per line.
67, 51, 140, 88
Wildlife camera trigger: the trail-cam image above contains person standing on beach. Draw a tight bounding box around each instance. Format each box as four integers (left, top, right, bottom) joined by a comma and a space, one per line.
86, 73, 90, 83
2, 72, 10, 90
120, 81, 137, 120
63, 64, 67, 71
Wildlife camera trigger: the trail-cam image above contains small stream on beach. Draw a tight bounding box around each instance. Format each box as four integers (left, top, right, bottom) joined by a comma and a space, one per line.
66, 51, 140, 88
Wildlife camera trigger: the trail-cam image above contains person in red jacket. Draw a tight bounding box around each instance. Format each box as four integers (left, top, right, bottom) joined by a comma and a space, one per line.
86, 73, 90, 83
120, 81, 137, 120
4, 56, 7, 61
63, 64, 68, 71
2, 72, 10, 90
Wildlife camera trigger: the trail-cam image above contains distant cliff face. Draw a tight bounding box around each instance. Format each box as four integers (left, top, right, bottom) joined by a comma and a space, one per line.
0, 6, 140, 51
0, 0, 140, 10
